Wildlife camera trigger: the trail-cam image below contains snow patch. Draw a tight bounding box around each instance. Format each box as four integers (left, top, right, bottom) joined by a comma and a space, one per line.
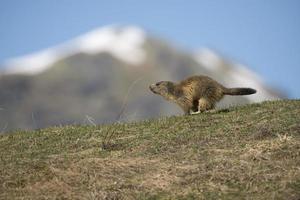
1, 25, 146, 75
194, 48, 224, 71
74, 26, 146, 64
2, 49, 59, 74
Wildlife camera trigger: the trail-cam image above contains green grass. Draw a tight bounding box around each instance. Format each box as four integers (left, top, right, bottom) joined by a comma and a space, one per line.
0, 100, 300, 199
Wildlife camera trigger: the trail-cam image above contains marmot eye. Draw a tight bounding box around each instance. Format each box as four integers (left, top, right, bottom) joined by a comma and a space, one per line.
155, 83, 160, 86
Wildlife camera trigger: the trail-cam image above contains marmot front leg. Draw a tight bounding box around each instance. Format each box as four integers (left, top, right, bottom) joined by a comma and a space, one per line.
198, 98, 214, 112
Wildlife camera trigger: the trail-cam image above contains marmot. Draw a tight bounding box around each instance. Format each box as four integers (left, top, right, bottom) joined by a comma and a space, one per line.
149, 75, 256, 115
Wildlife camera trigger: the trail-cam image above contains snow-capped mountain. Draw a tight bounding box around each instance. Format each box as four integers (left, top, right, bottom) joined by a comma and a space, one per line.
0, 25, 281, 132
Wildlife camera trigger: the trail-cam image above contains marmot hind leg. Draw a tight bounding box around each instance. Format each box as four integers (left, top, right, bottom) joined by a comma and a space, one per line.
191, 100, 199, 112
198, 98, 215, 112
189, 100, 200, 115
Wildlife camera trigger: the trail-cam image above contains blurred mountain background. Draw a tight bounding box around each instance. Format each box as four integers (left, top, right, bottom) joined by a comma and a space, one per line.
0, 26, 282, 132
1, 1, 299, 132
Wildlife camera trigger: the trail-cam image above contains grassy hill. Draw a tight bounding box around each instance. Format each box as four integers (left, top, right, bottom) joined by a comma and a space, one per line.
0, 100, 299, 199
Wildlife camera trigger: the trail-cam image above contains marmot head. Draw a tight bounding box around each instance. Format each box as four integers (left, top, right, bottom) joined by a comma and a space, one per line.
149, 81, 176, 101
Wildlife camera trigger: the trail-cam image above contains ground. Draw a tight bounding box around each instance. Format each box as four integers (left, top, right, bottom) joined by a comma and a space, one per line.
0, 100, 299, 199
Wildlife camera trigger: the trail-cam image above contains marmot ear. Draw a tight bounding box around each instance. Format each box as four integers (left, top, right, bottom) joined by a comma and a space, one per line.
156, 81, 163, 86
174, 88, 183, 97
166, 82, 175, 93
167, 88, 173, 94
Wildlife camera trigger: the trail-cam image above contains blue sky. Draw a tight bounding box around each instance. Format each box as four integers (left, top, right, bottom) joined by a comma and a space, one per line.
1, 0, 300, 98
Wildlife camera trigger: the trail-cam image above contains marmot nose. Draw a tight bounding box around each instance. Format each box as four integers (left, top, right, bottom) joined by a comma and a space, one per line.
149, 84, 154, 91
149, 84, 156, 92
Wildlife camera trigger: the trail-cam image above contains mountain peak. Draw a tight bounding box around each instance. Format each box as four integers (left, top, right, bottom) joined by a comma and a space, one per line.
73, 25, 146, 64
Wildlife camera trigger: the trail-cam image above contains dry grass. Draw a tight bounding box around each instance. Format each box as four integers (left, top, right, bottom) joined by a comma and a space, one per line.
0, 100, 300, 199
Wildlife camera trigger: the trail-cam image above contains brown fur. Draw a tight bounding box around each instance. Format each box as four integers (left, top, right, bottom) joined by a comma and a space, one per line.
149, 75, 256, 115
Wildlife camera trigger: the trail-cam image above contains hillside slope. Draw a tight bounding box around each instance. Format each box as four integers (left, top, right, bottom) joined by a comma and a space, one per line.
0, 100, 299, 199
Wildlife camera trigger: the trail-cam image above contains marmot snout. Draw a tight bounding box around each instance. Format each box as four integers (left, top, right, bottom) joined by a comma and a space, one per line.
149, 75, 256, 115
